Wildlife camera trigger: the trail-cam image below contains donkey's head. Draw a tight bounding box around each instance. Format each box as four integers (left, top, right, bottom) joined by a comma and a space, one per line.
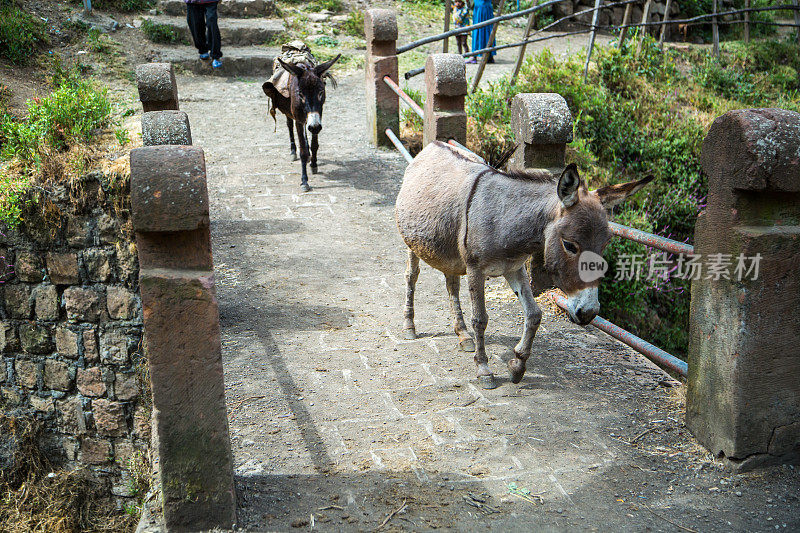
278, 55, 341, 134
544, 164, 653, 325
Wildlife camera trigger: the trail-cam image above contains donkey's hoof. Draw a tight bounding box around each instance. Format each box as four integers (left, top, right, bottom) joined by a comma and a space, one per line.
478, 374, 498, 390
402, 328, 417, 340
291, 151, 298, 161
508, 357, 526, 384
310, 164, 318, 174
300, 183, 311, 193
458, 338, 476, 352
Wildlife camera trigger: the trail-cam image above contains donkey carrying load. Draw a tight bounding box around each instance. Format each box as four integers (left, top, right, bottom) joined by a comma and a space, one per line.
262, 41, 340, 192
395, 141, 652, 389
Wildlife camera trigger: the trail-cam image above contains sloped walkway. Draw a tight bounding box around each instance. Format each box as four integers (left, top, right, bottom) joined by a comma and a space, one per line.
176, 72, 800, 532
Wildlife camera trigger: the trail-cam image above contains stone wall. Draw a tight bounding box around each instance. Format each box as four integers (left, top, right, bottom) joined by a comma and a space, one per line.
0, 168, 147, 502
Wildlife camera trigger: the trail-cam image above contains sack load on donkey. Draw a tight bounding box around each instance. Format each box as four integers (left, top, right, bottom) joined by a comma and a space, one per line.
262, 40, 340, 192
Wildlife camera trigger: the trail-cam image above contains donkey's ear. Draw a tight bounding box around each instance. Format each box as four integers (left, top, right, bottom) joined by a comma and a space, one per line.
593, 174, 654, 209
314, 54, 341, 77
557, 163, 581, 208
278, 58, 305, 78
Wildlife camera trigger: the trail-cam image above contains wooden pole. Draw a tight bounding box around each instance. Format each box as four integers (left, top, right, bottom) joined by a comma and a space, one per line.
658, 0, 673, 46
512, 3, 538, 84
618, 2, 633, 44
712, 0, 720, 57
743, 0, 750, 42
444, 0, 452, 53
635, 0, 652, 56
471, 0, 506, 93
794, 0, 800, 43
583, 0, 603, 82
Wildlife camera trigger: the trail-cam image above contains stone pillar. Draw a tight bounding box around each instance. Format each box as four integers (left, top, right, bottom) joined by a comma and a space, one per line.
687, 108, 800, 471
130, 145, 236, 530
365, 9, 398, 147
508, 93, 573, 173
136, 63, 179, 112
510, 93, 573, 296
423, 53, 467, 147
141, 110, 192, 146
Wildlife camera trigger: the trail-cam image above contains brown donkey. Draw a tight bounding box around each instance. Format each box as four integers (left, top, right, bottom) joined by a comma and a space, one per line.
395, 141, 652, 389
262, 54, 340, 192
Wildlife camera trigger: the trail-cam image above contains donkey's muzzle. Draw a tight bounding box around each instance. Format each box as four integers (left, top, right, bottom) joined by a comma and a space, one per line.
307, 112, 322, 134
566, 287, 599, 326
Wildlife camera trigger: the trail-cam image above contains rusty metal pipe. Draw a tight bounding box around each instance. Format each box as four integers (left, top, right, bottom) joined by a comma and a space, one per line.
550, 292, 687, 377
385, 128, 413, 163
383, 76, 424, 120
609, 221, 694, 256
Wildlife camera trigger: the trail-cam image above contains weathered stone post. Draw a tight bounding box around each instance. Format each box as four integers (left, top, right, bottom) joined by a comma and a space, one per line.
136, 63, 179, 112
423, 53, 467, 147
130, 145, 236, 529
508, 93, 573, 173
141, 110, 192, 146
687, 108, 800, 471
364, 9, 398, 147
509, 93, 573, 296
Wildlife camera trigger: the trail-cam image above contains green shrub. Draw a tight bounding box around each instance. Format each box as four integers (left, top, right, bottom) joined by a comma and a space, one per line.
141, 19, 187, 44
0, 0, 47, 64
76, 0, 155, 12
314, 35, 339, 48
401, 86, 424, 130
309, 0, 343, 13
0, 71, 113, 169
343, 10, 365, 38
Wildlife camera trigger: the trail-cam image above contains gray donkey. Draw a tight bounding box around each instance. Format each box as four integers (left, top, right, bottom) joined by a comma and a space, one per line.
395, 141, 652, 389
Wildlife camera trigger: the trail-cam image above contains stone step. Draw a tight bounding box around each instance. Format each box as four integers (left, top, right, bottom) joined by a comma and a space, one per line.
159, 0, 276, 18
143, 15, 283, 47
151, 45, 278, 77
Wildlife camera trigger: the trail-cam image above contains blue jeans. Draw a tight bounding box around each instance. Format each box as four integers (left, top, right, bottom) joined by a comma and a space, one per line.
186, 2, 222, 59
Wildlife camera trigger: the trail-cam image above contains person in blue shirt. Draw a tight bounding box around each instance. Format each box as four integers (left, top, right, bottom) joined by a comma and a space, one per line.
453, 0, 470, 55
469, 0, 496, 64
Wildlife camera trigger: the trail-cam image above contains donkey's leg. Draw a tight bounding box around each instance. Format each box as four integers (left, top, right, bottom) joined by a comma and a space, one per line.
403, 249, 420, 339
445, 274, 475, 352
286, 116, 297, 161
310, 131, 319, 174
295, 121, 311, 192
503, 267, 542, 384
467, 266, 496, 389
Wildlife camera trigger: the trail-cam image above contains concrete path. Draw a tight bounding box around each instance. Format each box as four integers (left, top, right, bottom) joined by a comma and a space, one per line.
177, 72, 800, 532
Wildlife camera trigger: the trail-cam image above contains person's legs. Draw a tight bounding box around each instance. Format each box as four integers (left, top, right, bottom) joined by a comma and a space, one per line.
186, 3, 209, 56
205, 2, 223, 60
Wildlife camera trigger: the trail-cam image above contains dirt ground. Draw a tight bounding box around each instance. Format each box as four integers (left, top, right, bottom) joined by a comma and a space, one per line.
169, 69, 800, 532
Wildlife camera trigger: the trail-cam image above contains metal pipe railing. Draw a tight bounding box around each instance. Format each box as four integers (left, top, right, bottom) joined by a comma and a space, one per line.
385, 128, 414, 163
397, 0, 564, 54
550, 292, 688, 376
383, 76, 424, 119
609, 222, 694, 256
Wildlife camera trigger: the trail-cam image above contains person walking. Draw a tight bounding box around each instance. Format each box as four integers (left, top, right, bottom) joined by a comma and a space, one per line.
470, 0, 495, 64
453, 0, 470, 55
185, 0, 223, 68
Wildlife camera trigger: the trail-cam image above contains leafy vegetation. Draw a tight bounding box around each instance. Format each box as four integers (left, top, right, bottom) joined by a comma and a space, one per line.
141, 19, 187, 44
309, 0, 343, 13
73, 0, 155, 12
460, 36, 800, 356
0, 61, 116, 226
0, 0, 47, 64
343, 10, 365, 38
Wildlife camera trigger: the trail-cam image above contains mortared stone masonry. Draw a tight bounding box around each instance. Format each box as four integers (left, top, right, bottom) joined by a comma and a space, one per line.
364, 9, 399, 148
423, 53, 467, 147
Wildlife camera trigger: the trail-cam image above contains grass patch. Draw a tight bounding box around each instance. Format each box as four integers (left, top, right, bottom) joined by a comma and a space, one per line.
343, 10, 364, 38
0, 60, 116, 226
309, 0, 343, 13
0, 414, 136, 533
0, 0, 47, 64
141, 19, 187, 44
454, 36, 800, 356
73, 0, 155, 12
